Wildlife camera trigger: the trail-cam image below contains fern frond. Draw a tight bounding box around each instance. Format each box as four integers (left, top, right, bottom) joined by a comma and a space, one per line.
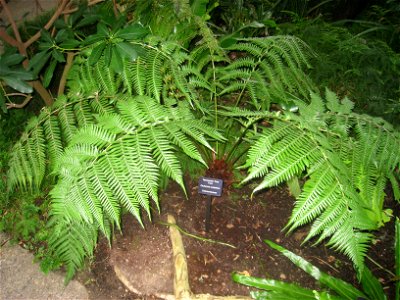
74, 100, 94, 128
70, 124, 116, 147
8, 142, 32, 190
327, 223, 373, 271
42, 95, 221, 276
147, 50, 164, 102
94, 60, 118, 95
43, 113, 63, 169
148, 126, 184, 191
91, 163, 121, 227
287, 162, 340, 229
216, 36, 316, 109
127, 58, 146, 95
58, 102, 78, 144
29, 123, 46, 188
7, 93, 120, 192
90, 96, 115, 115
242, 89, 400, 270
48, 217, 98, 281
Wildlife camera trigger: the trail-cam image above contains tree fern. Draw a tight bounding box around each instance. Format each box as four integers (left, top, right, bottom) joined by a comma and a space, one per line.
229, 88, 400, 271
48, 95, 222, 278
7, 24, 323, 280
8, 86, 223, 278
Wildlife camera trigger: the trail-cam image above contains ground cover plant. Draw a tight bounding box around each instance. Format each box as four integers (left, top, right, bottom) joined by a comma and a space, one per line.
233, 218, 399, 299
0, 0, 399, 298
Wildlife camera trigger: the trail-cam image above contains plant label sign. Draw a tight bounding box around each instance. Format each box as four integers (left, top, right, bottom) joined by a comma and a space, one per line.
198, 177, 223, 197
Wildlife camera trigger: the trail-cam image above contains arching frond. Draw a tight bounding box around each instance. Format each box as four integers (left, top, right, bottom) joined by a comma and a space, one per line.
215, 36, 317, 109
46, 95, 222, 276
240, 89, 400, 271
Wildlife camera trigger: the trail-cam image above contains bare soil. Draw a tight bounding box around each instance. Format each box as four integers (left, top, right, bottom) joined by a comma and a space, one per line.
78, 179, 398, 299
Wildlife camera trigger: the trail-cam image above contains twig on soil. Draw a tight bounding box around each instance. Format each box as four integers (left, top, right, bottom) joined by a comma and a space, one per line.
158, 221, 236, 249
1, 238, 11, 247
310, 256, 340, 273
208, 251, 218, 261
366, 255, 396, 277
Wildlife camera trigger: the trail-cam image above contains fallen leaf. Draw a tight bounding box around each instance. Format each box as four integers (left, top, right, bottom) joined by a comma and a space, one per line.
238, 270, 250, 276
327, 255, 335, 263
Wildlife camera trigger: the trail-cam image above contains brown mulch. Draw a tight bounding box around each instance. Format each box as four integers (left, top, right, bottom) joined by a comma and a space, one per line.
78, 179, 398, 299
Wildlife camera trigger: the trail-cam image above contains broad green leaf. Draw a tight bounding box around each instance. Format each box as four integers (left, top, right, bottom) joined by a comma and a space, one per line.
220, 33, 240, 48
116, 24, 148, 40
359, 267, 386, 300
2, 76, 32, 93
28, 51, 51, 75
69, 5, 84, 25
60, 39, 80, 49
76, 14, 99, 28
39, 41, 53, 51
0, 53, 25, 66
104, 44, 112, 67
248, 21, 266, 28
110, 47, 123, 73
191, 0, 208, 16
52, 49, 65, 63
55, 29, 69, 43
97, 23, 109, 36
83, 34, 106, 46
264, 240, 367, 300
232, 273, 338, 299
0, 65, 10, 76
40, 29, 53, 43
54, 18, 67, 29
43, 59, 57, 88
115, 42, 137, 61
89, 42, 106, 65
6, 68, 34, 80
263, 19, 277, 28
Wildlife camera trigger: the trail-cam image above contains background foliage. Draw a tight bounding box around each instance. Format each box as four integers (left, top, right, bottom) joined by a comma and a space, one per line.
0, 0, 399, 291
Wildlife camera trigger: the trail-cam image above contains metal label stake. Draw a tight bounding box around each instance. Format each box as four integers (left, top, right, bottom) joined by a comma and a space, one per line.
198, 177, 223, 232
205, 195, 212, 232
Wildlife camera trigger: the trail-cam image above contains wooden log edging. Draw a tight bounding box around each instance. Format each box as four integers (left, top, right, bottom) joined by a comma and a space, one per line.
114, 214, 251, 300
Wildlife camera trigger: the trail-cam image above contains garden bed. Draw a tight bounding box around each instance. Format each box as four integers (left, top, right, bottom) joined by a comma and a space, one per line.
78, 180, 397, 299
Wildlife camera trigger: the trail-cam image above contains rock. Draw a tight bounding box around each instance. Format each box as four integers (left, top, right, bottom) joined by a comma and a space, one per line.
0, 232, 88, 300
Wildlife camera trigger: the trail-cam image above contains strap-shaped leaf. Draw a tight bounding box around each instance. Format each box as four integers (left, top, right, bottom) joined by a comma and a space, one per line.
264, 239, 368, 299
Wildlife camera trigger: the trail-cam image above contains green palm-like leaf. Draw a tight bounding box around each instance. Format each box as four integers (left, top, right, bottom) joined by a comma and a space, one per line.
233, 273, 337, 300
234, 239, 389, 300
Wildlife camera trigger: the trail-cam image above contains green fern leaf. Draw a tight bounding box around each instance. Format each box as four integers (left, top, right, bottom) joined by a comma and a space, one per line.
43, 113, 64, 168
74, 100, 94, 127
149, 126, 184, 192
147, 50, 163, 102
48, 217, 98, 282
241, 89, 400, 270
58, 104, 78, 144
